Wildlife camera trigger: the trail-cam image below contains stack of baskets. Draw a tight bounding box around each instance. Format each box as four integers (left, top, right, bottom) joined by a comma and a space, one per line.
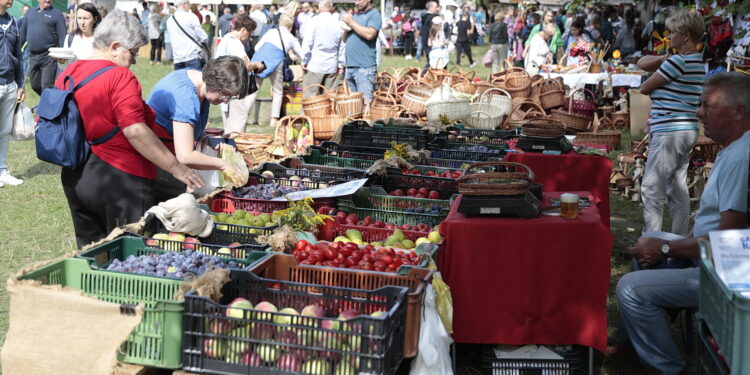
521, 118, 567, 138
302, 84, 342, 142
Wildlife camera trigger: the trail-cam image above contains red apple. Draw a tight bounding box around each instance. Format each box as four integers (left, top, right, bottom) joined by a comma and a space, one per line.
356, 220, 366, 226
418, 187, 429, 196
391, 189, 404, 196
406, 188, 417, 196
415, 193, 426, 198
345, 214, 359, 225
385, 223, 396, 230
373, 220, 385, 228
363, 216, 374, 224
428, 191, 440, 199
401, 224, 412, 231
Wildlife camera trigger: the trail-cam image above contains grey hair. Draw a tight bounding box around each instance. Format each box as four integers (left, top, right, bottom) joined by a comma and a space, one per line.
705, 72, 750, 112
318, 0, 332, 11
93, 9, 148, 50
173, 0, 189, 7
426, 1, 437, 11
542, 23, 556, 35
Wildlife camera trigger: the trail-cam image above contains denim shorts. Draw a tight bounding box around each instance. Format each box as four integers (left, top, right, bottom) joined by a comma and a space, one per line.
344, 67, 376, 103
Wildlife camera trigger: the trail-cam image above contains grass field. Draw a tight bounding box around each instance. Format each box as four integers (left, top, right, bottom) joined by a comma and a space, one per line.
0, 46, 693, 374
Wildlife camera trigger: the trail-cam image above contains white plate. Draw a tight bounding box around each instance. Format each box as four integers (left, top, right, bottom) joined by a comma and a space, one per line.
49, 48, 75, 59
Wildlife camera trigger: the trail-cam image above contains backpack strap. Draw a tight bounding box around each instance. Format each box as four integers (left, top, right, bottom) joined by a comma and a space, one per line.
73, 66, 121, 145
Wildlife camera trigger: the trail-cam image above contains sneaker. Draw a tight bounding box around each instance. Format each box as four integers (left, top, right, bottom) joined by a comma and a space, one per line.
405, 54, 412, 60
0, 181, 4, 188
470, 62, 477, 68
0, 171, 23, 186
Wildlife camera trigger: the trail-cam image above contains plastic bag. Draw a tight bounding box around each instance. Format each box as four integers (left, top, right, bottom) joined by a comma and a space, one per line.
218, 143, 249, 188
409, 284, 454, 375
483, 49, 493, 67
12, 103, 35, 141
432, 271, 454, 334
425, 79, 455, 105
192, 139, 221, 197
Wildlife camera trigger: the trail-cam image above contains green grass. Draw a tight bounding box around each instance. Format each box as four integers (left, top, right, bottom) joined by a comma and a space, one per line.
0, 50, 692, 374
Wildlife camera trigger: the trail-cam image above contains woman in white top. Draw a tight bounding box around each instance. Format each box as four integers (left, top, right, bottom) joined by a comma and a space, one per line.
58, 3, 101, 70
524, 23, 555, 75
247, 14, 302, 127
215, 14, 265, 134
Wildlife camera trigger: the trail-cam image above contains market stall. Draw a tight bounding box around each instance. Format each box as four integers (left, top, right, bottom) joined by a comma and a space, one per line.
439, 192, 613, 351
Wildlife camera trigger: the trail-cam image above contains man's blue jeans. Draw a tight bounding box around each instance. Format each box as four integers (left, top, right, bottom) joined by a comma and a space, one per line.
174, 58, 204, 71
616, 265, 699, 375
345, 66, 375, 105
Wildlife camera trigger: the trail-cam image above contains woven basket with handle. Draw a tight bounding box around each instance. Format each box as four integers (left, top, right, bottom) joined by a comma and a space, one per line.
550, 93, 593, 132
402, 82, 433, 116
369, 92, 400, 120
574, 114, 621, 150
332, 84, 364, 118
478, 88, 512, 116
503, 100, 546, 129
302, 84, 333, 117
562, 87, 597, 117
311, 114, 343, 142
458, 161, 535, 196
538, 77, 565, 110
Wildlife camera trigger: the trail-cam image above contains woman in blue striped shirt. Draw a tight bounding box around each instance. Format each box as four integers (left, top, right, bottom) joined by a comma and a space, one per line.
637, 9, 706, 235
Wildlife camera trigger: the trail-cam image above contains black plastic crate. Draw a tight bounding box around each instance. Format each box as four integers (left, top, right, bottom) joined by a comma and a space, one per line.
315, 142, 388, 161
436, 127, 519, 146
139, 213, 272, 248
303, 149, 377, 171
257, 162, 367, 183
379, 174, 459, 200
182, 270, 408, 375
426, 139, 507, 161
341, 121, 432, 149
483, 345, 582, 375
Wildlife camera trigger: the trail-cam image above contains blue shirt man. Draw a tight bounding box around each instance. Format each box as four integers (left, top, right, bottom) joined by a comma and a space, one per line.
19, 0, 65, 95
341, 0, 381, 105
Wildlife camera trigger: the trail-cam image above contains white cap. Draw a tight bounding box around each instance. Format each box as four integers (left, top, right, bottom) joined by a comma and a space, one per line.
432, 16, 444, 24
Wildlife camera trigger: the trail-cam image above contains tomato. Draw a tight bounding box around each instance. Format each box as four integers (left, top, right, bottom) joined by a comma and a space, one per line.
362, 245, 374, 253
295, 253, 304, 262
323, 260, 337, 267
334, 257, 346, 265
386, 263, 397, 271
374, 265, 386, 272
392, 259, 403, 269
409, 250, 418, 259
300, 259, 315, 265
345, 257, 357, 267
322, 249, 335, 260
362, 262, 373, 271
315, 261, 323, 266
308, 251, 324, 263
362, 254, 372, 262
299, 250, 309, 259
330, 241, 342, 250
295, 240, 309, 251
339, 246, 354, 257
373, 260, 386, 269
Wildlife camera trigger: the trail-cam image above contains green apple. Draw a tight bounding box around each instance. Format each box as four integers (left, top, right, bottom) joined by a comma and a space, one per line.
233, 209, 246, 219
226, 298, 253, 319
273, 307, 299, 326
428, 231, 442, 243
153, 233, 170, 240
334, 361, 356, 375
415, 237, 431, 247
301, 359, 331, 375
392, 229, 405, 242
334, 236, 350, 243
345, 229, 362, 241
258, 213, 271, 224
215, 212, 230, 223
401, 239, 415, 249
202, 338, 226, 359
254, 301, 278, 321
255, 344, 280, 362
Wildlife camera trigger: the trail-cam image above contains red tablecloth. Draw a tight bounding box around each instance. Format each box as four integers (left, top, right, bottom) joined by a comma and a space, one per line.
439, 192, 613, 352
504, 152, 612, 227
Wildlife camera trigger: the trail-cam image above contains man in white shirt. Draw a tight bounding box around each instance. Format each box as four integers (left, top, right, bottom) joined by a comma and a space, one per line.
168, 0, 209, 70
199, 4, 216, 26
297, 2, 314, 42
301, 0, 344, 99
249, 4, 267, 38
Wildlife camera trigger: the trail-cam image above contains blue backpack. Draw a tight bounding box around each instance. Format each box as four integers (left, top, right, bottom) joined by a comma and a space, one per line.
36, 66, 120, 169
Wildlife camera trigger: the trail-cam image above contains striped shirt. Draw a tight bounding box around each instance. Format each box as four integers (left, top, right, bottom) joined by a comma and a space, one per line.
649, 53, 705, 133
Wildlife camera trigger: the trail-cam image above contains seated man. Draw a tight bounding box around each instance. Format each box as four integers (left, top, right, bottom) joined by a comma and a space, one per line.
616, 72, 750, 375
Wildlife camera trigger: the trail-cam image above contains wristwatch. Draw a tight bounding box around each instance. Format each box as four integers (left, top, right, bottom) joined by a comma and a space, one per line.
661, 241, 671, 257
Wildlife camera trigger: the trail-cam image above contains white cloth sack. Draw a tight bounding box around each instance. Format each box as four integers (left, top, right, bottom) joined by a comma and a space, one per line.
12, 103, 35, 141
145, 193, 214, 237
409, 284, 454, 375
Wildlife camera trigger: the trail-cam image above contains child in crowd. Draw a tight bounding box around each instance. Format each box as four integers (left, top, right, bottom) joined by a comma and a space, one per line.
428, 17, 449, 68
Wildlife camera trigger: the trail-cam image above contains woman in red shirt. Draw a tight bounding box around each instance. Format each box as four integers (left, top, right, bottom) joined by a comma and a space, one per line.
57, 9, 204, 248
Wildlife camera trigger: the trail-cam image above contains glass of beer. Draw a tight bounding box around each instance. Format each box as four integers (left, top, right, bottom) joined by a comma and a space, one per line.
560, 193, 580, 219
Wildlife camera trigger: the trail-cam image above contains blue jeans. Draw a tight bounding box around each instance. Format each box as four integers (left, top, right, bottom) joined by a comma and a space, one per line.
616, 264, 699, 375
22, 48, 29, 77
345, 67, 375, 105
0, 82, 18, 173
174, 58, 203, 71
416, 38, 423, 60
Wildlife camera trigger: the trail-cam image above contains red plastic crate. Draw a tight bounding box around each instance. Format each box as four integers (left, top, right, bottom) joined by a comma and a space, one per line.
210, 191, 336, 214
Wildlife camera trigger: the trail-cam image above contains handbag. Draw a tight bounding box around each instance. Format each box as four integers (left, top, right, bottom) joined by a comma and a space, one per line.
277, 28, 294, 82
171, 13, 210, 66
12, 102, 35, 141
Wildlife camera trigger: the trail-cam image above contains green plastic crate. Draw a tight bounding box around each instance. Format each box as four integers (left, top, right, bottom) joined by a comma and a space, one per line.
77, 236, 270, 276
352, 186, 452, 213
303, 149, 374, 170
336, 187, 449, 228
20, 257, 185, 369
699, 240, 750, 374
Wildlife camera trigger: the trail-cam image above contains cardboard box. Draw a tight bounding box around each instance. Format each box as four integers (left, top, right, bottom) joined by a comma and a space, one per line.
629, 89, 651, 136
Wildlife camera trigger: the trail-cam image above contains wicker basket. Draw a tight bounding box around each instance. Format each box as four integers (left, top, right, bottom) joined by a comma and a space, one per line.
332, 84, 364, 118
370, 103, 406, 121
426, 98, 471, 123
302, 84, 333, 117
504, 100, 546, 128
402, 82, 433, 116
452, 75, 477, 96
370, 92, 400, 120
457, 161, 534, 196
502, 70, 532, 100
562, 88, 597, 117
575, 116, 621, 150
465, 109, 504, 130
478, 88, 512, 116
550, 100, 593, 132
311, 114, 343, 141
474, 80, 494, 97
521, 118, 567, 138
529, 75, 544, 105
538, 78, 565, 110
